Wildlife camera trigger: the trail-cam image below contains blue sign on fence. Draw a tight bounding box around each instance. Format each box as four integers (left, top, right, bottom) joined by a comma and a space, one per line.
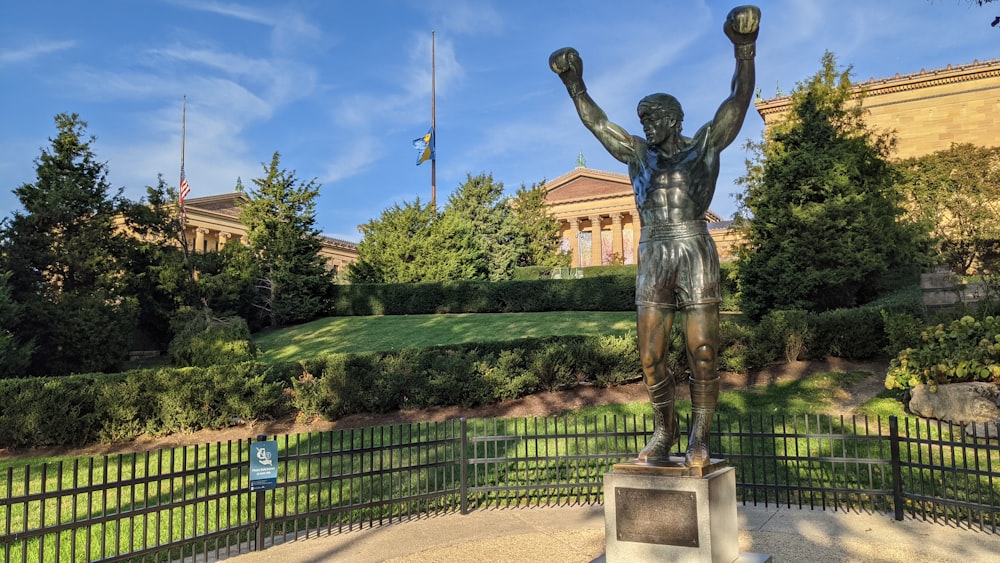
250, 440, 278, 492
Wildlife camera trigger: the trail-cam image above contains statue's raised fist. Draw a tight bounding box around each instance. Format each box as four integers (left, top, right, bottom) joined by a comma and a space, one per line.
549, 47, 583, 80
724, 5, 760, 45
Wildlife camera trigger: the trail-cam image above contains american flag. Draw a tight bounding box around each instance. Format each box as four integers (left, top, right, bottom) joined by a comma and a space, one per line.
179, 166, 191, 203
179, 165, 190, 218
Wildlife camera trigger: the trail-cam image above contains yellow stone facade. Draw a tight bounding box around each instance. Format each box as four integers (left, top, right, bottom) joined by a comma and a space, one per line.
181, 192, 358, 276
755, 59, 1000, 158
543, 167, 732, 267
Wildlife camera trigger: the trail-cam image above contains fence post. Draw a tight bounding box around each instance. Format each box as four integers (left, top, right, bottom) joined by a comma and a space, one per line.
888, 416, 904, 521
254, 433, 267, 551
459, 418, 468, 515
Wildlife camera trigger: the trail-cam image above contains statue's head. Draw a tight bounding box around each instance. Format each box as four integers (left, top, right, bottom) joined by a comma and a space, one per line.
637, 93, 683, 126
638, 94, 683, 145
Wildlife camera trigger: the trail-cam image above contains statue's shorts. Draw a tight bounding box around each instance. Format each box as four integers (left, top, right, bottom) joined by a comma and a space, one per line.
635, 220, 720, 310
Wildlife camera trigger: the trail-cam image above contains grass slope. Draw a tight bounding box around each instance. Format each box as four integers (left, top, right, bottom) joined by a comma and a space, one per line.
255, 311, 636, 361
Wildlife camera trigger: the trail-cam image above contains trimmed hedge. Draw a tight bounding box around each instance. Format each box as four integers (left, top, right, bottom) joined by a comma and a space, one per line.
330, 275, 636, 316
287, 334, 647, 420
0, 363, 285, 449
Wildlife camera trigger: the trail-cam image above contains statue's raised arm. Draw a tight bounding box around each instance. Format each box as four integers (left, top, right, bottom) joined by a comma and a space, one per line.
708, 5, 760, 150
549, 47, 641, 165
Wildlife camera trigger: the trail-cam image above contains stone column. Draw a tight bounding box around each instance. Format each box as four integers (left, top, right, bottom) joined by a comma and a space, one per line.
589, 215, 603, 266
568, 218, 580, 268
611, 213, 623, 263
218, 231, 231, 250
195, 228, 208, 253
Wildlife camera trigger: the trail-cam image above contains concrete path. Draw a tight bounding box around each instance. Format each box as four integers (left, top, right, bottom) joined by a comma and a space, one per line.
226, 504, 1000, 563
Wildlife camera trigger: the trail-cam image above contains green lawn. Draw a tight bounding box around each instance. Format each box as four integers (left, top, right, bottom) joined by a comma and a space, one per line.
255, 311, 637, 362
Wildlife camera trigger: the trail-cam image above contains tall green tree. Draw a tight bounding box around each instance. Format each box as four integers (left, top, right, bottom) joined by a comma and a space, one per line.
117, 176, 198, 348
349, 173, 567, 284
443, 173, 512, 281
0, 271, 35, 377
239, 152, 333, 327
895, 144, 1000, 275
510, 180, 569, 268
734, 52, 928, 320
0, 113, 137, 375
348, 198, 478, 283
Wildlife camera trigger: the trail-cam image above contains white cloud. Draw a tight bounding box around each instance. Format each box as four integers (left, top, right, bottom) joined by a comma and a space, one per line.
322, 135, 381, 184
0, 39, 76, 65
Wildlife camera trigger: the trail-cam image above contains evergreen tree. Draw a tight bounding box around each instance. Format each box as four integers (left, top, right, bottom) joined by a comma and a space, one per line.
239, 152, 333, 327
734, 52, 927, 321
117, 176, 198, 348
510, 180, 569, 268
0, 272, 35, 377
0, 114, 136, 375
348, 198, 477, 283
442, 173, 510, 280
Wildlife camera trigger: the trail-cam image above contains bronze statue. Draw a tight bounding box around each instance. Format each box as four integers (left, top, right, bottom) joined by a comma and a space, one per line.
550, 5, 759, 467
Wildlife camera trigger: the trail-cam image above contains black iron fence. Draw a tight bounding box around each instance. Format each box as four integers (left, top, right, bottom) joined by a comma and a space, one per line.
1, 414, 997, 561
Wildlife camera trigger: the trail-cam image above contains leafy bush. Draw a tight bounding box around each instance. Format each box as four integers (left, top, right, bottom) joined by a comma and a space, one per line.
746, 310, 811, 368
169, 314, 259, 367
808, 307, 886, 360
885, 315, 1000, 390
330, 275, 636, 316
98, 363, 285, 438
882, 311, 925, 356
719, 321, 752, 373
0, 374, 110, 448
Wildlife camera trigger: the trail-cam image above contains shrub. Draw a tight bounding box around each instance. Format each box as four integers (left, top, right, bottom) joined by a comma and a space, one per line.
746, 310, 811, 369
884, 315, 1000, 390
882, 311, 925, 357
329, 275, 636, 316
588, 332, 643, 387
482, 348, 537, 400
0, 374, 109, 448
169, 314, 259, 367
809, 307, 886, 360
95, 363, 285, 440
719, 321, 752, 373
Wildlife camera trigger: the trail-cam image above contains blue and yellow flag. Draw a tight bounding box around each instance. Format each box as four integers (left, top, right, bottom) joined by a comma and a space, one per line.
413, 127, 435, 165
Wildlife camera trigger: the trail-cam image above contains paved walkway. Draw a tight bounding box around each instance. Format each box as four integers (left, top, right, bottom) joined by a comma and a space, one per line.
227, 504, 1000, 563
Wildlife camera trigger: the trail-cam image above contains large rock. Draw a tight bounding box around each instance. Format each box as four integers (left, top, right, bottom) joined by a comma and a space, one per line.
908, 382, 1000, 423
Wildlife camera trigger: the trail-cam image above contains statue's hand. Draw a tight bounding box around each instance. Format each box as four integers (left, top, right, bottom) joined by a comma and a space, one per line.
549, 47, 584, 84
724, 5, 760, 45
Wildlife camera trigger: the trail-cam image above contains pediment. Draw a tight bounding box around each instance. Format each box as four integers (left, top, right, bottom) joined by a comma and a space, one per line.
545, 168, 631, 203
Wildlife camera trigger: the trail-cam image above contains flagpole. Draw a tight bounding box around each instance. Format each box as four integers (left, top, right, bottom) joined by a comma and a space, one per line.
180, 95, 187, 222
431, 30, 436, 205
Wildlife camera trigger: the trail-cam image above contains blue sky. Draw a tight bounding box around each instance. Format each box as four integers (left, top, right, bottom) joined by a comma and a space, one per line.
1, 1, 996, 242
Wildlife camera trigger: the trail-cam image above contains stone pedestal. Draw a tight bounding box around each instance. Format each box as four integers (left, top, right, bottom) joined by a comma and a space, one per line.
604, 460, 769, 563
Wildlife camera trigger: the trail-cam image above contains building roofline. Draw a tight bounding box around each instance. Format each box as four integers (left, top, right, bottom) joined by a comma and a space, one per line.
545, 167, 631, 191
755, 58, 1000, 117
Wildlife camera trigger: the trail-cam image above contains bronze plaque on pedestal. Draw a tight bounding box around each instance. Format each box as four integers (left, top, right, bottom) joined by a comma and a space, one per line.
615, 487, 699, 546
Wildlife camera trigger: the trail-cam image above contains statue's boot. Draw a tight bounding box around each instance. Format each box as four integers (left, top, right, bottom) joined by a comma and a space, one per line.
685, 376, 720, 467
637, 376, 680, 463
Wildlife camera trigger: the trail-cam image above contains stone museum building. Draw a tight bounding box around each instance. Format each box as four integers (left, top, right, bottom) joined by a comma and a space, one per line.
546, 58, 999, 269
178, 192, 359, 277
756, 58, 999, 158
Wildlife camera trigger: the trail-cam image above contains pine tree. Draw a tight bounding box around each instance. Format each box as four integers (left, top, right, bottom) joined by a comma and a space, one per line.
0, 113, 136, 375
348, 199, 478, 283
239, 152, 333, 327
734, 52, 927, 320
510, 180, 569, 268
